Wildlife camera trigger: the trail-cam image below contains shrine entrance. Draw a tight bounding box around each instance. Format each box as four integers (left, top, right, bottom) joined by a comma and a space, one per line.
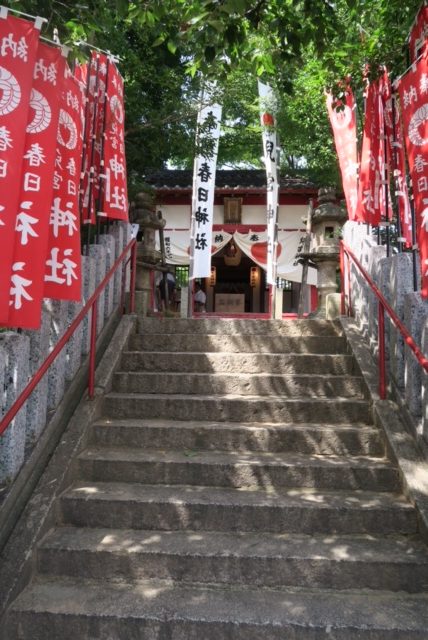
207, 243, 269, 315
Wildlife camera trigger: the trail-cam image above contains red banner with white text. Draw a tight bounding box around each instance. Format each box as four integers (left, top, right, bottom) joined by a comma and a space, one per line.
43, 66, 84, 301
398, 53, 428, 298
380, 72, 413, 247
93, 54, 108, 211
326, 89, 358, 221
358, 80, 386, 226
409, 4, 428, 63
7, 43, 65, 329
101, 61, 128, 220
0, 13, 40, 324
80, 52, 99, 224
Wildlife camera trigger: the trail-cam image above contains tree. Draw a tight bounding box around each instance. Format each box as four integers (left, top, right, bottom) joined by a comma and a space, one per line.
5, 0, 427, 188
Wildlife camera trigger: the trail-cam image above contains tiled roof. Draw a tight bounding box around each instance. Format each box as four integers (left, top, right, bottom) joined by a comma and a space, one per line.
145, 169, 317, 191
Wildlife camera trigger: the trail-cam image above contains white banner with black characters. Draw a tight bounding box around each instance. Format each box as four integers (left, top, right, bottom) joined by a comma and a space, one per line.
158, 228, 232, 265
258, 80, 279, 286
189, 87, 222, 279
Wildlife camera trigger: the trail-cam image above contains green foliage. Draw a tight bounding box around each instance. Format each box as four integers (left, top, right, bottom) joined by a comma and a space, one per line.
4, 0, 427, 187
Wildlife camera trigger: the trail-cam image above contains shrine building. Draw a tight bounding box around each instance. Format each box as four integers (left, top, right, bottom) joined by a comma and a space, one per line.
146, 169, 319, 316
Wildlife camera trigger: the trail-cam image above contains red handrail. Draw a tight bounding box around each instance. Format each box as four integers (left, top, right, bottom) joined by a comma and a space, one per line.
0, 237, 137, 436
340, 240, 428, 399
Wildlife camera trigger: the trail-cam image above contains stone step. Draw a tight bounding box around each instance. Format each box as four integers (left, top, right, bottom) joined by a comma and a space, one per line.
103, 393, 371, 424
60, 482, 417, 535
6, 577, 428, 639
129, 333, 347, 354
77, 447, 399, 492
113, 371, 367, 398
121, 350, 357, 375
37, 527, 428, 592
90, 418, 385, 457
138, 316, 343, 336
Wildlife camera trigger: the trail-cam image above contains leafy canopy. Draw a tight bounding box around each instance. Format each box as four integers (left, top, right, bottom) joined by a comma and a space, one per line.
5, 0, 426, 187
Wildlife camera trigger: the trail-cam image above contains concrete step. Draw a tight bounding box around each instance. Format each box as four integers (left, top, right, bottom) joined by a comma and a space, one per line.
90, 418, 386, 457
138, 316, 343, 336
37, 527, 428, 592
120, 350, 358, 375
129, 333, 347, 354
6, 576, 428, 639
103, 393, 371, 424
113, 371, 367, 398
60, 482, 417, 535
77, 447, 399, 492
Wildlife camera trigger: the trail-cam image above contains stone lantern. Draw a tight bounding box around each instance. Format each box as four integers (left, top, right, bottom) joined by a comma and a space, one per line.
131, 189, 166, 315
301, 187, 347, 316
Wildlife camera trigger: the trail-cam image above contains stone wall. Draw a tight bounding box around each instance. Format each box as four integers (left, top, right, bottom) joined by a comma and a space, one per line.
0, 222, 132, 486
343, 222, 428, 444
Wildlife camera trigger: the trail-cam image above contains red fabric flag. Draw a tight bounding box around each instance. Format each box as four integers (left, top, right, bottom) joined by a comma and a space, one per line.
409, 4, 428, 64
380, 72, 413, 248
43, 66, 84, 302
80, 52, 100, 224
357, 81, 386, 226
0, 13, 40, 324
7, 43, 65, 329
326, 89, 358, 221
100, 61, 128, 221
92, 54, 108, 211
398, 53, 428, 298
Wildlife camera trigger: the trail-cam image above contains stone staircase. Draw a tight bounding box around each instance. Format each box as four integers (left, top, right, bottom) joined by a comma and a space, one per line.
4, 318, 428, 638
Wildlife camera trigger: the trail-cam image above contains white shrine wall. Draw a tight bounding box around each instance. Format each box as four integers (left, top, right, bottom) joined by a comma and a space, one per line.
158, 202, 308, 230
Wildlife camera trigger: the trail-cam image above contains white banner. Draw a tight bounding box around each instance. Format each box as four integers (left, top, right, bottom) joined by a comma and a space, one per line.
161, 228, 232, 265
258, 81, 279, 286
158, 228, 317, 286
234, 230, 317, 285
189, 87, 222, 279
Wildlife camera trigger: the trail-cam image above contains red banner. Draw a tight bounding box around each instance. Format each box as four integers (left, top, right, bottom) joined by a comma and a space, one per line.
101, 61, 128, 221
357, 80, 386, 226
0, 13, 40, 324
7, 43, 65, 329
326, 89, 358, 221
80, 52, 99, 224
43, 66, 84, 301
93, 54, 108, 211
398, 53, 428, 298
409, 5, 428, 63
380, 72, 413, 247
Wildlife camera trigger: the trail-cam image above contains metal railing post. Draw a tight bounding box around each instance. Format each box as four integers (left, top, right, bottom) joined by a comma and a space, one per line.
378, 302, 386, 399
129, 241, 137, 313
340, 241, 345, 315
88, 299, 98, 399
347, 251, 353, 317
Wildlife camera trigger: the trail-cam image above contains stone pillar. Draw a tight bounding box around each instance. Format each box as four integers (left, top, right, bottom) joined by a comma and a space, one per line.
89, 244, 107, 336
99, 234, 116, 320
81, 254, 96, 355
46, 300, 68, 410
403, 292, 428, 418
23, 308, 50, 452
365, 244, 387, 349
389, 254, 414, 389
0, 332, 30, 484
111, 223, 124, 305
180, 286, 189, 318
66, 256, 87, 381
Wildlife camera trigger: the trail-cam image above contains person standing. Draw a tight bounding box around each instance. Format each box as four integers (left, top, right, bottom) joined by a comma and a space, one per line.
194, 282, 206, 312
